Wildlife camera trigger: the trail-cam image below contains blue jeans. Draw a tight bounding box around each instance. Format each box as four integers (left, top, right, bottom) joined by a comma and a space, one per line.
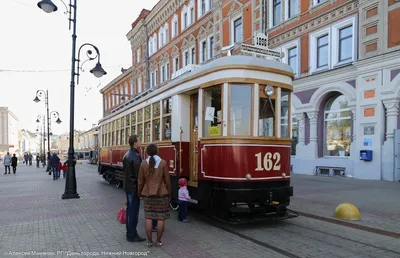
126, 191, 140, 239
178, 200, 188, 221
52, 167, 60, 179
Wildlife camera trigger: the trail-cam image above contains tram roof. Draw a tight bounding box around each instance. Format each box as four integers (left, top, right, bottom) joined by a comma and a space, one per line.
99, 55, 293, 123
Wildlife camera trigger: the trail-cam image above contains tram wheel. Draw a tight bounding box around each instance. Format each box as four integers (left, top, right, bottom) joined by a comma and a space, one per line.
169, 199, 179, 211
116, 181, 122, 188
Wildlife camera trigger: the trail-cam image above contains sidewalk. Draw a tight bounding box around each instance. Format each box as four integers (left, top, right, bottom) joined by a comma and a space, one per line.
290, 173, 400, 234
0, 164, 285, 258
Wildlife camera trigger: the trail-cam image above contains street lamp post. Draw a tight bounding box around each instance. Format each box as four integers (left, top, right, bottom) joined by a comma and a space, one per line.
37, 0, 107, 199
34, 90, 49, 157
36, 115, 47, 159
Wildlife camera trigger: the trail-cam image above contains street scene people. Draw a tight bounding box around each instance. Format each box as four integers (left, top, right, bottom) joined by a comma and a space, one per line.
122, 135, 145, 243
50, 153, 60, 180
36, 154, 40, 168
3, 152, 11, 174
138, 143, 171, 247
178, 178, 190, 223
10, 154, 18, 174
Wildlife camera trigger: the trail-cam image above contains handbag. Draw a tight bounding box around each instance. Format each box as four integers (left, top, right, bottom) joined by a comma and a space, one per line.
117, 207, 126, 224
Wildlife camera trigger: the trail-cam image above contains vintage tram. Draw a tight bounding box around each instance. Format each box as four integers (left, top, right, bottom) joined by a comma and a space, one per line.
98, 54, 294, 223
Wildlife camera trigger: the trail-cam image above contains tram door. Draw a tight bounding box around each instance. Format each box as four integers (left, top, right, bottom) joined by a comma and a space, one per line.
189, 93, 199, 187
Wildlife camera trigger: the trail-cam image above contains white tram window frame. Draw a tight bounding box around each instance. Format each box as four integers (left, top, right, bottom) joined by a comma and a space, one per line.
280, 89, 291, 139
258, 85, 278, 137
202, 84, 223, 137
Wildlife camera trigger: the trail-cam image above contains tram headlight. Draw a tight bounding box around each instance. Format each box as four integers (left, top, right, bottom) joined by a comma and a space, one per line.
246, 173, 252, 180
265, 85, 274, 96
282, 173, 286, 178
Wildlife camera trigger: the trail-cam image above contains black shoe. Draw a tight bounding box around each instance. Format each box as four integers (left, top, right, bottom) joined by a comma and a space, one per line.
127, 236, 146, 242
8, 172, 10, 174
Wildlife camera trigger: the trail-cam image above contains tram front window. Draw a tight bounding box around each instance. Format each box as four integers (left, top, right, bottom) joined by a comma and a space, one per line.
259, 98, 275, 137
280, 89, 290, 138
229, 85, 252, 136
204, 85, 222, 137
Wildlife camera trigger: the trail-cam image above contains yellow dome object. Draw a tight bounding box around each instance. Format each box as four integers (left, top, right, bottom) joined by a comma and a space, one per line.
335, 203, 360, 221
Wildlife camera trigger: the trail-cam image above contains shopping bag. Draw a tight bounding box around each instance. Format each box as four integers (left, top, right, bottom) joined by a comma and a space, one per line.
117, 207, 126, 224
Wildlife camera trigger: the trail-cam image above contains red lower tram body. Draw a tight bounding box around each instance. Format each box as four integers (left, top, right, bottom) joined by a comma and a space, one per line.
98, 141, 294, 222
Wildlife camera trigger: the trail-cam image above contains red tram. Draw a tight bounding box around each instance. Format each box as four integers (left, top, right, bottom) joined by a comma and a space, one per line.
98, 54, 294, 222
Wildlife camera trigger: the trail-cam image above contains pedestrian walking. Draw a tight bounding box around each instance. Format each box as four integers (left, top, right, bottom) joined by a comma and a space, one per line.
36, 155, 40, 168
62, 161, 67, 178
3, 152, 11, 174
46, 152, 51, 172
178, 178, 190, 222
29, 153, 33, 166
138, 143, 171, 248
122, 135, 145, 243
50, 153, 60, 180
11, 154, 18, 174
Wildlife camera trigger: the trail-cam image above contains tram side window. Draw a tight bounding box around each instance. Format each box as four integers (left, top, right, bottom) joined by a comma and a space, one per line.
121, 117, 125, 145
229, 85, 252, 136
137, 109, 143, 142
280, 89, 290, 138
125, 115, 130, 144
144, 105, 151, 143
259, 98, 275, 137
153, 102, 161, 141
163, 98, 172, 140
204, 85, 222, 137
131, 112, 136, 137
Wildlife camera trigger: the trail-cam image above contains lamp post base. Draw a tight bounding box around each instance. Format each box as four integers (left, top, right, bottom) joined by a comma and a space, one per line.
62, 156, 80, 200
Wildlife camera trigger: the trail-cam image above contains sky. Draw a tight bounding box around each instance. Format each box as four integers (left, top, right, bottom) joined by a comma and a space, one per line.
0, 0, 158, 136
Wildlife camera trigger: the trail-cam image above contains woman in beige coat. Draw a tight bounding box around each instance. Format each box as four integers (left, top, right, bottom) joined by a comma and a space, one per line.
138, 143, 171, 247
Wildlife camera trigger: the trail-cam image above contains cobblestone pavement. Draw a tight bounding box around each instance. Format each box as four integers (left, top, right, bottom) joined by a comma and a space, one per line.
290, 174, 400, 233
0, 163, 285, 258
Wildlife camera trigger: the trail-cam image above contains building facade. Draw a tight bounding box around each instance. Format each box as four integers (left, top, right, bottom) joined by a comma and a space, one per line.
100, 0, 400, 181
0, 107, 19, 156
19, 129, 41, 155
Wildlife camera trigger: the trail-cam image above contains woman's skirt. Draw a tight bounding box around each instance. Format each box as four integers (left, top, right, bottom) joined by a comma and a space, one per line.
143, 197, 170, 221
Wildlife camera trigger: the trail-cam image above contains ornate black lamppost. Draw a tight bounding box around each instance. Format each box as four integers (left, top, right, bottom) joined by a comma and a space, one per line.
37, 0, 107, 199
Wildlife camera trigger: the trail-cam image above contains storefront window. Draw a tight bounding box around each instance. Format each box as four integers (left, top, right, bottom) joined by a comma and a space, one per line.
229, 85, 252, 136
131, 112, 136, 137
163, 98, 172, 140
280, 89, 290, 138
203, 85, 222, 137
324, 94, 351, 156
137, 109, 143, 142
259, 89, 275, 137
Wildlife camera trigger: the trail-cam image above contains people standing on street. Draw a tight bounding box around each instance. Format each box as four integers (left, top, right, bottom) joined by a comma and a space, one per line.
29, 153, 33, 166
3, 152, 11, 174
46, 152, 51, 172
50, 153, 60, 180
11, 154, 18, 174
36, 155, 40, 168
138, 143, 171, 248
178, 178, 190, 223
122, 135, 146, 243
62, 161, 67, 178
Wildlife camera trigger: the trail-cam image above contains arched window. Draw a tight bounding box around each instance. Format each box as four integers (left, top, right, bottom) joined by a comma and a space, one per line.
324, 94, 351, 156
124, 83, 129, 99
112, 90, 115, 106
153, 33, 157, 53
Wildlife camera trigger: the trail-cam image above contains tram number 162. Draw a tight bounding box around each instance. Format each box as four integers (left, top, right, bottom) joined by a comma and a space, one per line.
255, 152, 281, 171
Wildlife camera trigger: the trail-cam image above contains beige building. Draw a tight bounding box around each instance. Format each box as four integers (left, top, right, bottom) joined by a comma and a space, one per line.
0, 107, 19, 156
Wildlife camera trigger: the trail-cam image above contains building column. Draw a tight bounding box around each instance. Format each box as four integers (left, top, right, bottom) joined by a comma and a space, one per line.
307, 111, 319, 158
350, 107, 357, 172
382, 100, 400, 181
295, 112, 305, 146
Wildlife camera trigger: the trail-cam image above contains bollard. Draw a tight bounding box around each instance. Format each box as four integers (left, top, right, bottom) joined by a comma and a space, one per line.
335, 203, 360, 221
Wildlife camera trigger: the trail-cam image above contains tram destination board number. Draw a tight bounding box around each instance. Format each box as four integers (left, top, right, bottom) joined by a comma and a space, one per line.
255, 152, 281, 171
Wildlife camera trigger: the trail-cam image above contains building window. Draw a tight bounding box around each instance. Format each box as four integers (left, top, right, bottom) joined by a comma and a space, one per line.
185, 51, 189, 66
233, 17, 242, 43
190, 8, 194, 24
155, 70, 158, 86
288, 47, 297, 76
153, 35, 157, 53
203, 85, 222, 137
201, 0, 206, 16
191, 47, 196, 64
317, 34, 329, 69
287, 0, 298, 19
209, 0, 214, 9
338, 26, 353, 62
163, 98, 172, 140
172, 15, 178, 38
150, 72, 154, 88
174, 57, 179, 72
324, 94, 351, 157
229, 85, 252, 136
184, 13, 188, 29
137, 77, 142, 93
160, 31, 164, 47
108, 94, 111, 109
165, 24, 169, 43
149, 41, 153, 56
273, 0, 281, 27
137, 48, 141, 63
161, 65, 165, 82
201, 41, 207, 62
166, 63, 170, 79
124, 83, 129, 99
209, 36, 214, 59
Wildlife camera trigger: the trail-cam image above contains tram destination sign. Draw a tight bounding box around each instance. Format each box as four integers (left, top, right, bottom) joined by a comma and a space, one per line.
240, 44, 285, 59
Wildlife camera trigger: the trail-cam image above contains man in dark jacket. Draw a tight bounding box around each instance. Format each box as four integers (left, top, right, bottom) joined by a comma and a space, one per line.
50, 153, 60, 180
122, 135, 145, 242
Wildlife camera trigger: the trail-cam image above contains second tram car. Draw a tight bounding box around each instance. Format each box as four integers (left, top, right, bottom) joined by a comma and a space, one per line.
98, 55, 294, 222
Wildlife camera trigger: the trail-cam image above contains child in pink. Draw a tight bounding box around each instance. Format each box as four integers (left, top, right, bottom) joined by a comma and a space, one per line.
178, 178, 190, 222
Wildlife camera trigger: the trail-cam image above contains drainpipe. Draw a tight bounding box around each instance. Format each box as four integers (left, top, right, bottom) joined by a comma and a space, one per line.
144, 21, 150, 90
